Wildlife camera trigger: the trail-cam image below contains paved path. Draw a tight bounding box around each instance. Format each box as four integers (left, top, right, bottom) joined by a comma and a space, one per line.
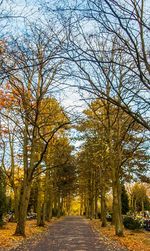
10, 216, 127, 251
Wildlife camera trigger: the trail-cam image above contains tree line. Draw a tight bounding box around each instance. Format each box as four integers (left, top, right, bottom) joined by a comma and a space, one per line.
0, 0, 149, 237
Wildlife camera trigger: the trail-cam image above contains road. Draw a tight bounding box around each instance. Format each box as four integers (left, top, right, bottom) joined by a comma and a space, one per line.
10, 216, 128, 251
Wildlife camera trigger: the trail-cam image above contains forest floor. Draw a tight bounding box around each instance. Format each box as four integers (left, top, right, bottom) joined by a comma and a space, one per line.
0, 216, 127, 251
0, 219, 58, 250
0, 217, 149, 251
90, 219, 150, 251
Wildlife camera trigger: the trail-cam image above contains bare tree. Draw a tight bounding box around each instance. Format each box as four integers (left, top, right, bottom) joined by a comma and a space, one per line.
0, 25, 69, 236
49, 0, 150, 130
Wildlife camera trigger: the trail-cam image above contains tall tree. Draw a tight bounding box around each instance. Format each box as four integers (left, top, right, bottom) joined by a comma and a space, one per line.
0, 25, 69, 236
57, 0, 150, 130
77, 98, 148, 236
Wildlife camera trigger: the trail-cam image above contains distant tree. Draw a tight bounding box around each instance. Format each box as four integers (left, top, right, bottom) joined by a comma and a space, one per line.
0, 167, 6, 227
131, 183, 150, 213
28, 180, 38, 213
121, 184, 129, 215
44, 136, 76, 219
77, 98, 148, 236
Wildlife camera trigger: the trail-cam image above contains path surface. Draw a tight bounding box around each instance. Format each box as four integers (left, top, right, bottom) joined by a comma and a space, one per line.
10, 216, 128, 251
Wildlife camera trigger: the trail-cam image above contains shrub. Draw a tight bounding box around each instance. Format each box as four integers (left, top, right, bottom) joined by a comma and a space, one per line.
123, 216, 142, 230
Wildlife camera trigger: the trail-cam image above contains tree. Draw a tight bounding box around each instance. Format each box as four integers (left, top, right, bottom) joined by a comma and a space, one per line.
77, 140, 99, 220
0, 167, 6, 227
59, 0, 150, 130
77, 114, 112, 225
131, 183, 150, 213
0, 0, 39, 82
44, 135, 76, 218
0, 25, 69, 236
77, 98, 148, 236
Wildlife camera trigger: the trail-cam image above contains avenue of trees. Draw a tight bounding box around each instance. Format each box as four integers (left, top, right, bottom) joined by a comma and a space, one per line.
76, 99, 149, 235
0, 0, 149, 237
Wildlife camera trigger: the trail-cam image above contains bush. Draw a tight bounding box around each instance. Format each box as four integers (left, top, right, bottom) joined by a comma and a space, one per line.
123, 216, 143, 230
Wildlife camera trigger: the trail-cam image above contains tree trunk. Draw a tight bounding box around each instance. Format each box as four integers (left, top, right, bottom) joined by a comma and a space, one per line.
57, 194, 61, 218
94, 172, 98, 219
111, 199, 115, 225
86, 197, 89, 218
37, 176, 45, 226
14, 186, 19, 221
15, 181, 31, 236
85, 192, 88, 217
45, 196, 53, 221
94, 194, 98, 219
44, 169, 53, 221
37, 203, 45, 226
84, 194, 88, 217
101, 187, 107, 227
80, 193, 84, 216
112, 178, 124, 236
